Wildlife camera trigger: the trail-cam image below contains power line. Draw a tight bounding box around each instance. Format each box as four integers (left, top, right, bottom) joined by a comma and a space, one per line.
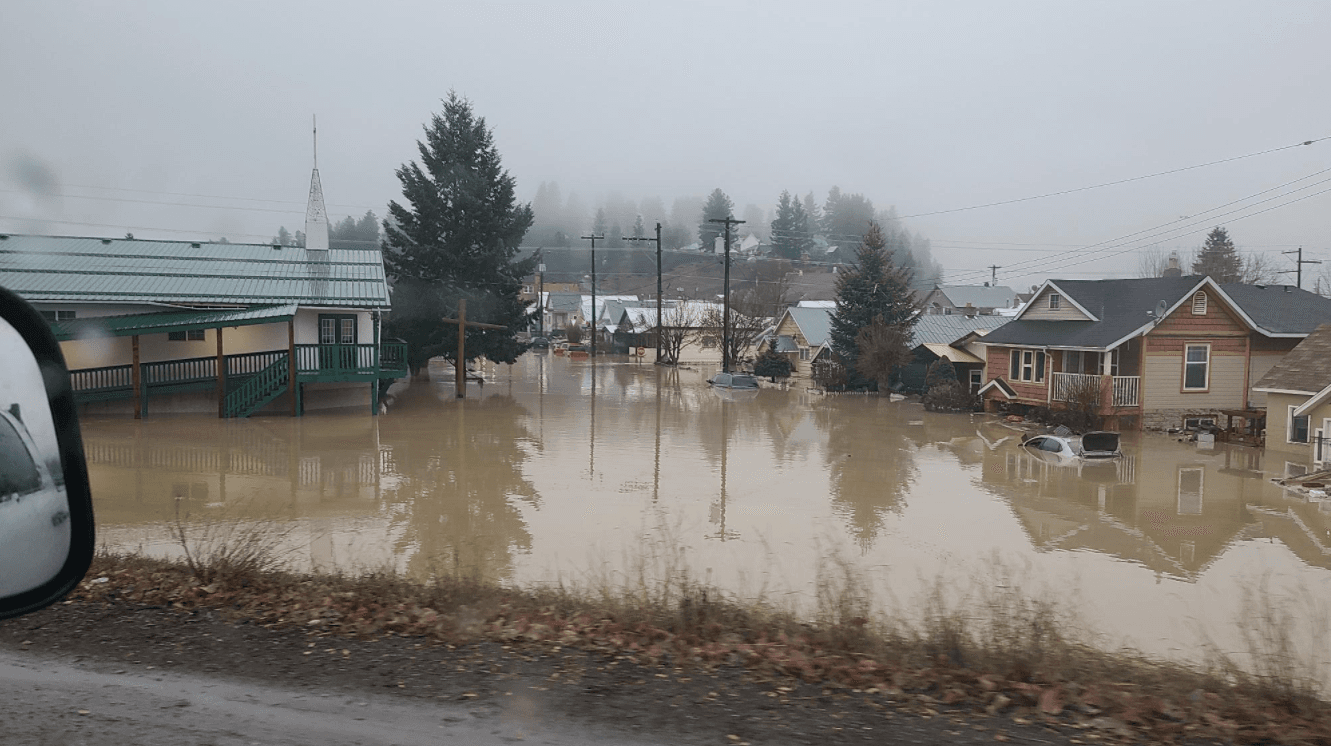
897, 134, 1331, 220
944, 165, 1331, 282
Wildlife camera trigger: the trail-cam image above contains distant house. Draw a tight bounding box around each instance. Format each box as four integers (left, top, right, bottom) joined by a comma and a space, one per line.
920, 285, 1019, 316
544, 292, 584, 334
977, 276, 1331, 431
902, 314, 1012, 393
766, 306, 833, 380
1252, 323, 1331, 465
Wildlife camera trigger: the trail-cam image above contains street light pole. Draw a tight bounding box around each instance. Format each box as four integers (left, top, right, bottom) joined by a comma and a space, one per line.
708, 216, 745, 373
623, 222, 663, 362
581, 234, 604, 355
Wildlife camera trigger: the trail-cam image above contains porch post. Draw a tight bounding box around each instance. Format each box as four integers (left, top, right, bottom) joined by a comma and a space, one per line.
370, 311, 380, 415
216, 326, 225, 418
131, 335, 142, 420
288, 319, 297, 417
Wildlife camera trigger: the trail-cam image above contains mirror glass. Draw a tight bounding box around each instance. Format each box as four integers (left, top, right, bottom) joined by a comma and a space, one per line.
0, 314, 71, 597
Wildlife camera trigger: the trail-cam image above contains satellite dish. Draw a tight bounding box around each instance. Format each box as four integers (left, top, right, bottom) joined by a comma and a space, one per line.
1152, 300, 1167, 319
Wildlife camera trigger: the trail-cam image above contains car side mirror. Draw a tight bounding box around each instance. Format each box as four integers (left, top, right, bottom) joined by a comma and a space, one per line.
0, 285, 94, 620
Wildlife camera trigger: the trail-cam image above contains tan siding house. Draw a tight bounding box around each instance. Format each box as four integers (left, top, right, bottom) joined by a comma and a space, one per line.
979, 278, 1331, 431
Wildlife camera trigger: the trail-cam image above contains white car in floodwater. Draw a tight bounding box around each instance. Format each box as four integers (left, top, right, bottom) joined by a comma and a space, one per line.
1020, 431, 1122, 461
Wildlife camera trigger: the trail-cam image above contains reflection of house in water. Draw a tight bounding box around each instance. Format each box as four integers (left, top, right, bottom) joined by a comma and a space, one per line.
82, 417, 384, 522
978, 436, 1275, 579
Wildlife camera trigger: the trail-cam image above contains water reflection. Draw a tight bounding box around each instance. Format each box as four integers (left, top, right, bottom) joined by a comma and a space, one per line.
84, 353, 1331, 664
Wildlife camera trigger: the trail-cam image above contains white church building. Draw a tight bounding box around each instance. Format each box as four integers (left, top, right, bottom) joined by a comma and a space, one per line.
0, 135, 403, 418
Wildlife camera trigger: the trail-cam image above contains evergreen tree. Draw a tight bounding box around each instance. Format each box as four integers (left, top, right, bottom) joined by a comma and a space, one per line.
592, 208, 608, 238
383, 91, 535, 374
770, 190, 812, 260
698, 188, 735, 252
607, 222, 624, 248
632, 214, 646, 240
829, 222, 918, 390
822, 187, 876, 252
802, 192, 821, 235
1191, 227, 1243, 283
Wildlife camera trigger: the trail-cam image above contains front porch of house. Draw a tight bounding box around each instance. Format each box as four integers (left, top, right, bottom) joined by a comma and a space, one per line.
69, 342, 408, 418
983, 343, 1145, 429
53, 305, 406, 418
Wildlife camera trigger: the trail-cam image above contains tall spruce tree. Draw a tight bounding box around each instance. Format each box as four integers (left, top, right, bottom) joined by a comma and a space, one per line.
383, 92, 535, 375
770, 190, 812, 260
698, 188, 735, 252
1191, 227, 1243, 283
829, 221, 918, 390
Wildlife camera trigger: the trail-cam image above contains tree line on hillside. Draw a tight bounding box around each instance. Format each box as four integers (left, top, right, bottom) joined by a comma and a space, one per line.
271, 210, 381, 249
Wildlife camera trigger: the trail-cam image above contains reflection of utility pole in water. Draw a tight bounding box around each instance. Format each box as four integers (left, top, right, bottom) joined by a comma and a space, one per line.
653, 366, 661, 505
588, 361, 596, 480
708, 401, 738, 541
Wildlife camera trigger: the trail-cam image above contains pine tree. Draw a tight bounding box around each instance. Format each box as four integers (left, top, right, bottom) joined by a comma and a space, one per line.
698, 188, 735, 252
383, 92, 535, 374
1191, 227, 1243, 283
769, 190, 812, 260
829, 222, 918, 390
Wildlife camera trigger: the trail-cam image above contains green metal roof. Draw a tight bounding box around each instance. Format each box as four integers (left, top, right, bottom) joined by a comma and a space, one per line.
0, 234, 390, 308
51, 304, 297, 341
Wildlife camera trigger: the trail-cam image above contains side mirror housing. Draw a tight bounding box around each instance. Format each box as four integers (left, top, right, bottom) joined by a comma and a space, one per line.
0, 285, 94, 619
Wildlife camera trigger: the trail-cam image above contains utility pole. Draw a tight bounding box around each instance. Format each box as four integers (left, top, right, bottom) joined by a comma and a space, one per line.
1280, 247, 1322, 290
624, 222, 663, 362
708, 216, 746, 373
581, 234, 604, 356
536, 263, 545, 337
440, 299, 505, 399
988, 265, 1001, 285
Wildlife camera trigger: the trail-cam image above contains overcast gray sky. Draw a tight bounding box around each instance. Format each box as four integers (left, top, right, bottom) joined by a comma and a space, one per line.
3, 0, 1330, 291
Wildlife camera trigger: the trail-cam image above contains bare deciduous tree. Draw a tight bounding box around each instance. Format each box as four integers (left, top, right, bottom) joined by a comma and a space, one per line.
700, 305, 767, 370
653, 303, 699, 366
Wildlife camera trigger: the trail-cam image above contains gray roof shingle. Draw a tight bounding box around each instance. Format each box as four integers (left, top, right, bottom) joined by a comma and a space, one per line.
936, 285, 1017, 309
1253, 324, 1331, 394
911, 314, 1011, 347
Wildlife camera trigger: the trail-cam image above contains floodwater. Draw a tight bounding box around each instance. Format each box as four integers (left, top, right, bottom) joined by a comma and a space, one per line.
86, 353, 1331, 669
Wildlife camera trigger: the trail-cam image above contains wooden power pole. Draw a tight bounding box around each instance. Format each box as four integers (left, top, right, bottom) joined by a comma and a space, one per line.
708, 216, 745, 373
440, 299, 505, 399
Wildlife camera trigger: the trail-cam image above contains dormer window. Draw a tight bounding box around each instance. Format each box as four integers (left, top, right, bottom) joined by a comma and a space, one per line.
1191, 291, 1207, 315
1048, 293, 1061, 310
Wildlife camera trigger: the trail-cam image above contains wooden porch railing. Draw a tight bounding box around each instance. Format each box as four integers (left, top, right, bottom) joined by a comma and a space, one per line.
69, 343, 409, 404
1050, 371, 1140, 408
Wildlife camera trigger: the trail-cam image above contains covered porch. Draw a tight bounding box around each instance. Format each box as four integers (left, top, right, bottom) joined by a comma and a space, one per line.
53, 306, 407, 418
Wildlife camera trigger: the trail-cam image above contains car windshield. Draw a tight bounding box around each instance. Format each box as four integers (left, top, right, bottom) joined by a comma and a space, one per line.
0, 416, 42, 498
731, 375, 758, 388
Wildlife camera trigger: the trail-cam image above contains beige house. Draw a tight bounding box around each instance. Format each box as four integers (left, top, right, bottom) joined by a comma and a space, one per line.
1253, 323, 1331, 465
979, 276, 1331, 431
765, 306, 833, 380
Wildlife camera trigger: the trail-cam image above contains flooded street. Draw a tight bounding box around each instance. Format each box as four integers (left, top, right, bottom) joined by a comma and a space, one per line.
87, 353, 1331, 670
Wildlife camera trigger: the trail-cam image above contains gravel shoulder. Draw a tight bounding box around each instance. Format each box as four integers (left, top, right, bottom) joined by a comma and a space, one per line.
0, 600, 1089, 746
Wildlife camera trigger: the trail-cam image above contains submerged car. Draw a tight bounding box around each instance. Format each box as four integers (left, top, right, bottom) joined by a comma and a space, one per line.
1021, 431, 1122, 460
529, 336, 550, 350
707, 372, 760, 390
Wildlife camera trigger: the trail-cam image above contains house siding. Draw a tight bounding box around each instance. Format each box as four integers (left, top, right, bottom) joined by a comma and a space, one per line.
1020, 287, 1093, 321
1247, 352, 1285, 408
776, 314, 815, 378
984, 345, 1049, 402
1263, 392, 1331, 461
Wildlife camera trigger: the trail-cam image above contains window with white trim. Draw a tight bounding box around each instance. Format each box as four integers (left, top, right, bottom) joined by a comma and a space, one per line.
1048, 293, 1061, 310
1182, 344, 1209, 390
168, 329, 206, 341
1191, 291, 1207, 315
1288, 406, 1310, 444
1008, 348, 1046, 383
40, 310, 76, 322
1009, 349, 1020, 380
799, 347, 810, 361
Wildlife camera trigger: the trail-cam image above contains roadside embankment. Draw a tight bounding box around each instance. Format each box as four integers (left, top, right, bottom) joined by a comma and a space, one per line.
50, 551, 1331, 745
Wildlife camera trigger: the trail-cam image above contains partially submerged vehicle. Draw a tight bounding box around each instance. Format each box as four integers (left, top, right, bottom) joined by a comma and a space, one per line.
1021, 431, 1122, 460
707, 372, 760, 390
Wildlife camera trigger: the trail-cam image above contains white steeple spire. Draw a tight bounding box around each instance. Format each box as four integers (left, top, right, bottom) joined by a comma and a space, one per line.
304, 115, 329, 252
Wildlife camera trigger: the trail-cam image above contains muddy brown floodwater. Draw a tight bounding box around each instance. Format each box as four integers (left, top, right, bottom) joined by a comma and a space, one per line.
85, 353, 1331, 677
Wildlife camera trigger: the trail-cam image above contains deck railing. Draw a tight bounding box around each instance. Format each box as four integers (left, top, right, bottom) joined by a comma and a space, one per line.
1050, 372, 1140, 408
69, 342, 408, 400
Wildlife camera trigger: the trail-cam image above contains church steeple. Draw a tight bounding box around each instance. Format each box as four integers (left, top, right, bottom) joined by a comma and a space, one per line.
304, 115, 329, 252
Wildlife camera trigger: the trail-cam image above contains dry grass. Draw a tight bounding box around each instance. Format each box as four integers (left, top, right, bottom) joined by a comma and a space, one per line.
170, 498, 301, 585
72, 538, 1331, 745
